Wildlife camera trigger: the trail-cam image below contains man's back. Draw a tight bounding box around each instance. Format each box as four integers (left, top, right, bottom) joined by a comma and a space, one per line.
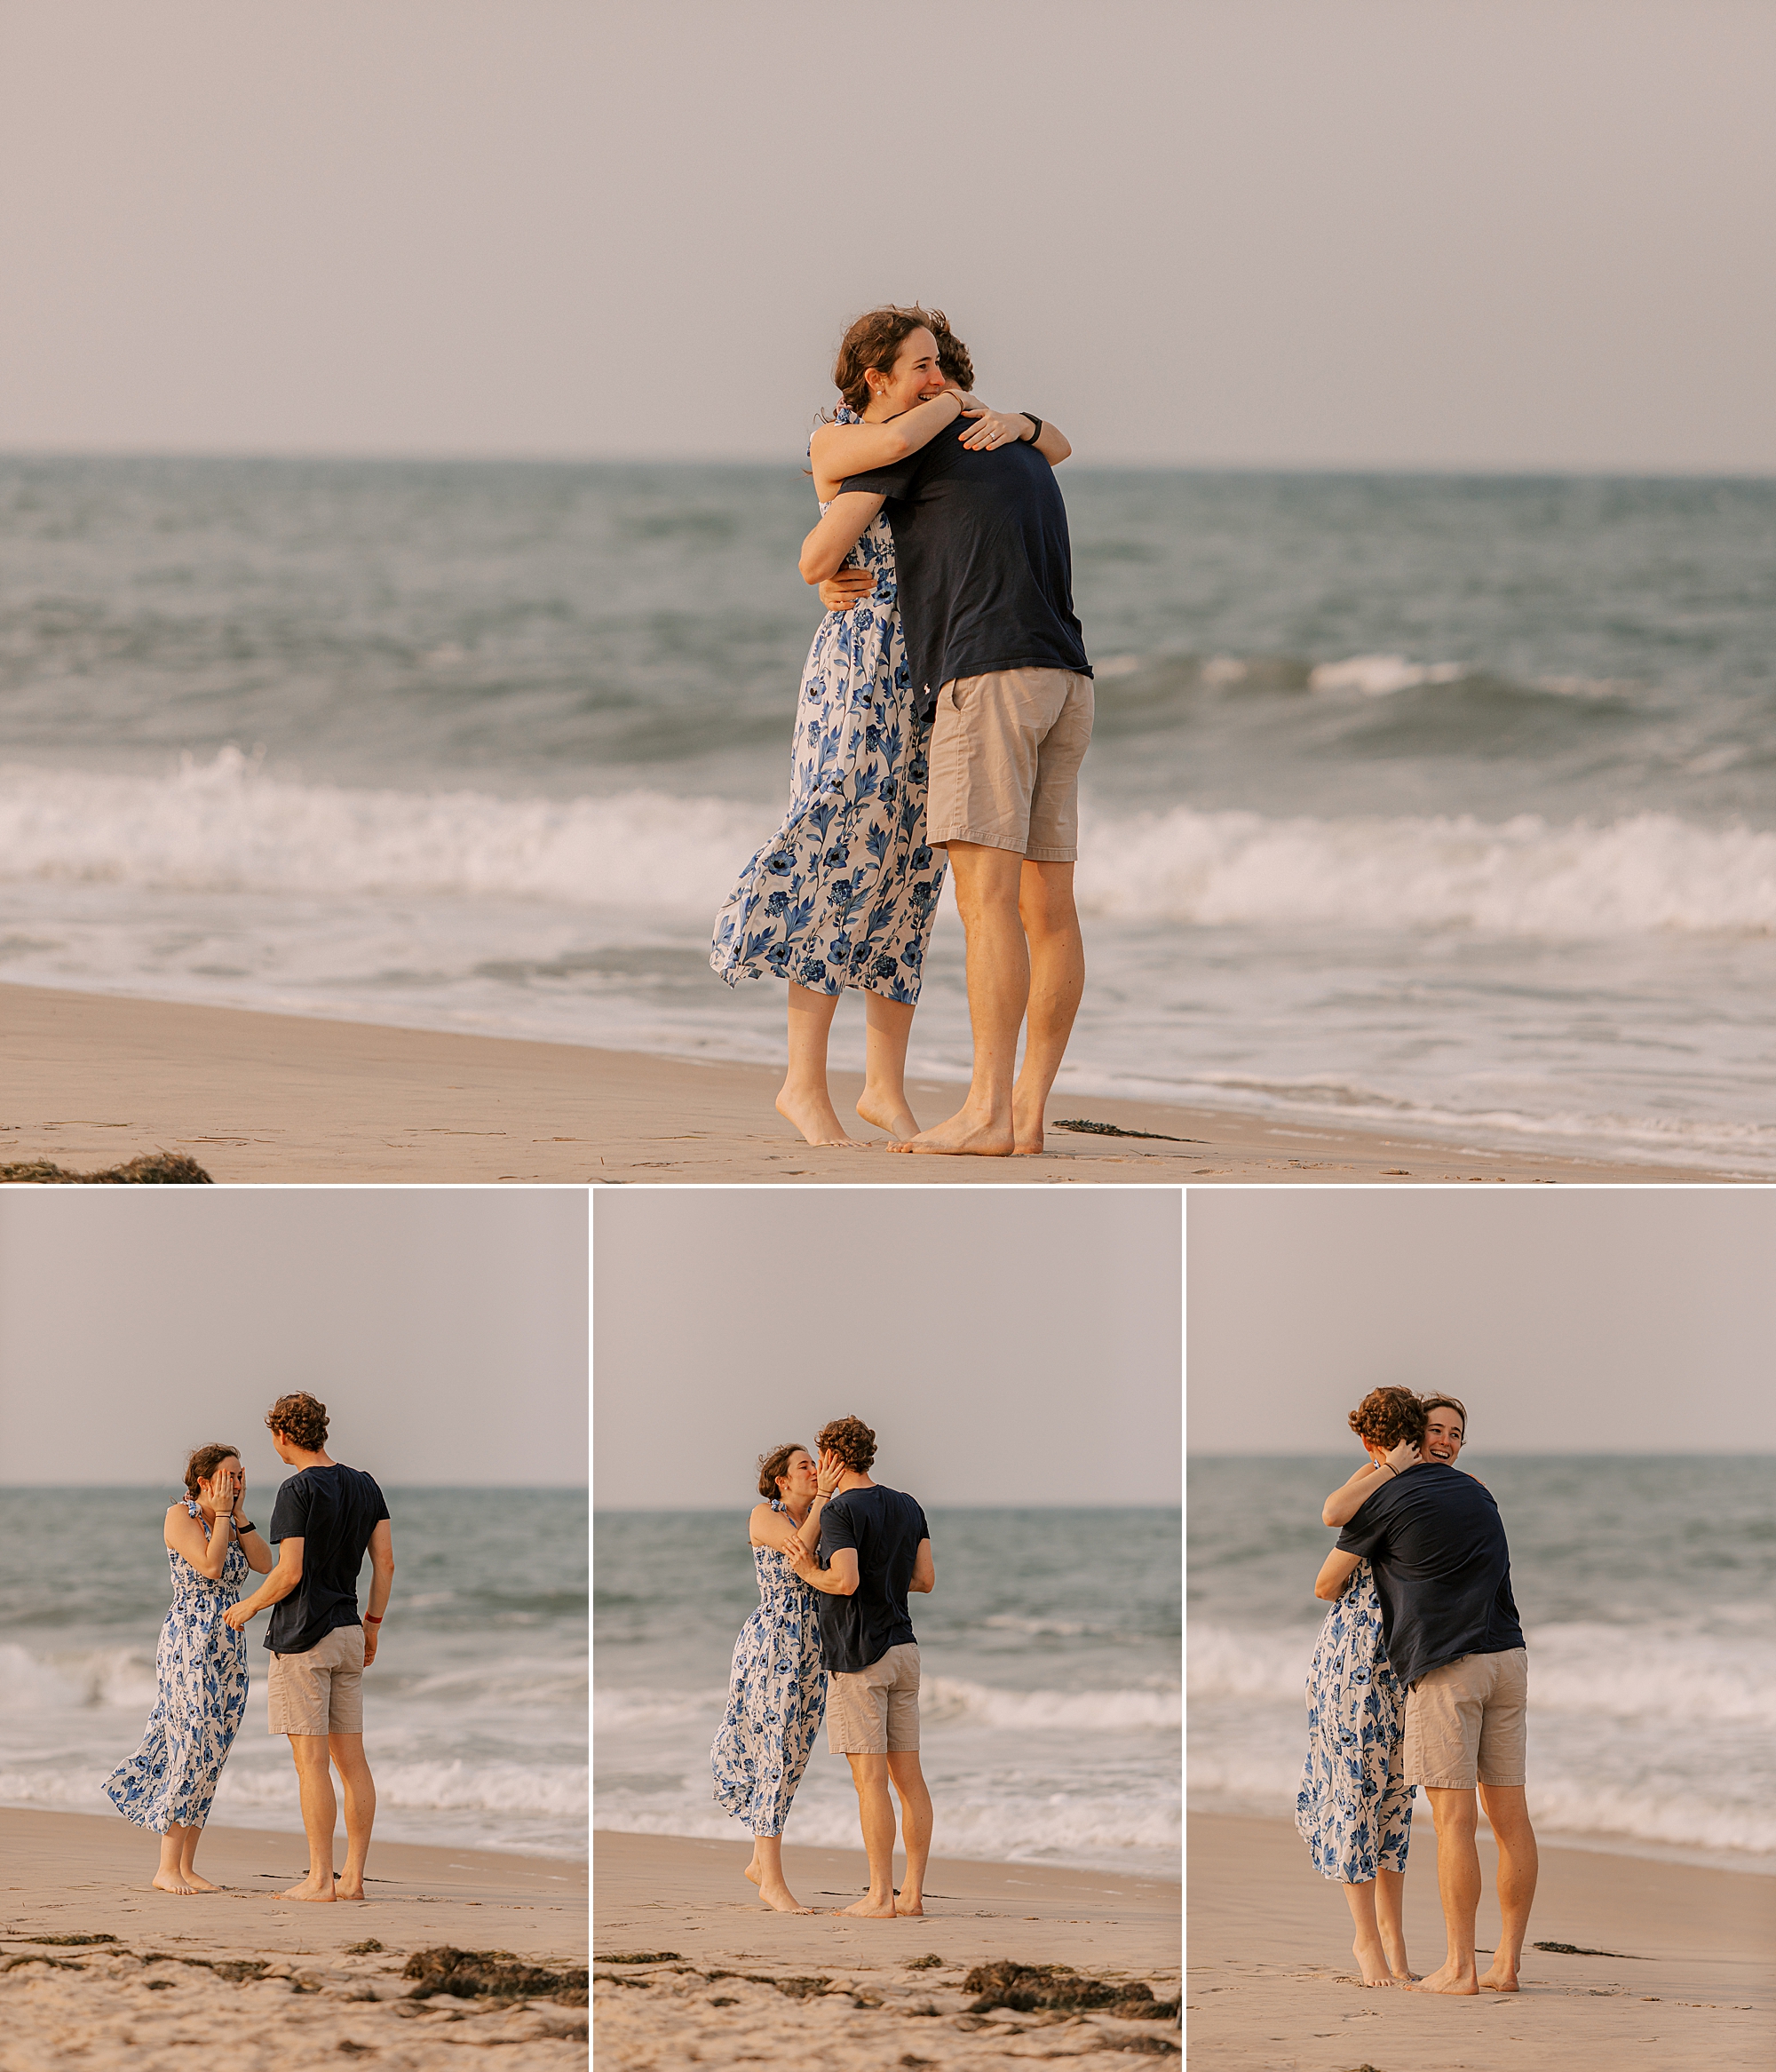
817, 1483, 929, 1675
1336, 1462, 1523, 1687
841, 421, 1090, 716
266, 1463, 390, 1655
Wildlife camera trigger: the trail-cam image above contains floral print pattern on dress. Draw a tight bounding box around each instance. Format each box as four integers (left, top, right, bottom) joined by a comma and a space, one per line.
104, 1500, 249, 1834
710, 1500, 826, 1838
710, 409, 947, 1003
1296, 1560, 1415, 1882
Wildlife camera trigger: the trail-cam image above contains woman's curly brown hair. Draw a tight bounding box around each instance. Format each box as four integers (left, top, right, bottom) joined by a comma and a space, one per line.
1420, 1393, 1468, 1439
816, 1415, 876, 1474
830, 305, 950, 415
183, 1443, 241, 1498
756, 1442, 810, 1500
1348, 1386, 1428, 1453
266, 1392, 328, 1451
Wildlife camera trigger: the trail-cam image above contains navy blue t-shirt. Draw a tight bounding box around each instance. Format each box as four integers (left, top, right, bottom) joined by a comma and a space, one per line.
816, 1483, 930, 1675
841, 420, 1090, 721
1336, 1462, 1524, 1687
266, 1463, 390, 1656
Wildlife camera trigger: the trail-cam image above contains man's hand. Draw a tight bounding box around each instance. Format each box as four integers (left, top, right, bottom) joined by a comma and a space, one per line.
362, 1625, 379, 1668
818, 569, 873, 614
782, 1536, 816, 1576
224, 1600, 256, 1631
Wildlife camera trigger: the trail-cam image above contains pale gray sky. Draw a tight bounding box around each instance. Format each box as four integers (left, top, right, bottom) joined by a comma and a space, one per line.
0, 1190, 587, 1487
3, 1, 1771, 471
1187, 1189, 1776, 1455
593, 1189, 1181, 1509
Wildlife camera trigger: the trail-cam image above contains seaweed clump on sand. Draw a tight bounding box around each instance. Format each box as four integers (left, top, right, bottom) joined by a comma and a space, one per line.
404, 1948, 589, 2004
0, 1153, 213, 1186
963, 1962, 1181, 2020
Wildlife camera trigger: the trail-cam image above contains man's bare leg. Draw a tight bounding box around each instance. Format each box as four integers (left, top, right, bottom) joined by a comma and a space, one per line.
1476, 1783, 1538, 1991
1376, 1865, 1413, 1981
1409, 1787, 1480, 1993
1011, 860, 1084, 1153
282, 1735, 338, 1901
174, 1822, 221, 1892
748, 1834, 813, 1913
891, 843, 1024, 1155
839, 1753, 899, 1916
153, 1823, 203, 1894
329, 1733, 376, 1900
857, 994, 920, 1139
885, 1751, 932, 1916
777, 983, 854, 1146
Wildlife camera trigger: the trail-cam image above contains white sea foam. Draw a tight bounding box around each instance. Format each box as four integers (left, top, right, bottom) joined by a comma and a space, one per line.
1309, 655, 1468, 695
0, 1643, 160, 1714
593, 1688, 726, 1730
920, 1677, 1180, 1731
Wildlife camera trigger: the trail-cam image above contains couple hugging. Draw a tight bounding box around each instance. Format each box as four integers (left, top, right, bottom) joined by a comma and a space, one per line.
1298, 1388, 1539, 1996
104, 1392, 393, 1902
710, 1416, 933, 1917
711, 303, 1090, 1158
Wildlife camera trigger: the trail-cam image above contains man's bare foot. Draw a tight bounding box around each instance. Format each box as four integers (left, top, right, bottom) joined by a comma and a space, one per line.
838, 1893, 898, 1917
1350, 1936, 1395, 1987
776, 1084, 854, 1147
334, 1878, 366, 1900
1407, 1960, 1479, 1995
757, 1882, 813, 1914
281, 1874, 337, 1902
152, 1871, 201, 1895
855, 1091, 920, 1141
894, 1893, 924, 1917
1478, 1961, 1519, 1992
1011, 1093, 1046, 1155
886, 1108, 1015, 1156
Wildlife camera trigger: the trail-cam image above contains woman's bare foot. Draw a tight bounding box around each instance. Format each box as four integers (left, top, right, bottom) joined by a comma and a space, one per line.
775, 1084, 855, 1147
855, 1090, 920, 1140
757, 1882, 813, 1914
743, 1860, 762, 1887
1350, 1935, 1395, 1987
281, 1874, 337, 1902
152, 1871, 202, 1895
178, 1871, 223, 1892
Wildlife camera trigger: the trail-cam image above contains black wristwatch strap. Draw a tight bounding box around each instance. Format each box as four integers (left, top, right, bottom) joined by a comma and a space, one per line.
234, 1520, 256, 1535
1023, 416, 1043, 442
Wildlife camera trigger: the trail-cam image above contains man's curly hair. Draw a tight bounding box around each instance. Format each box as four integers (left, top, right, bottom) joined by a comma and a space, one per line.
266, 1391, 329, 1451
816, 1415, 876, 1475
1348, 1386, 1427, 1453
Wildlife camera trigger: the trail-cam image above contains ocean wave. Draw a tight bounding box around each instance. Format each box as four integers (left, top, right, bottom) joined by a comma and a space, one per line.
594, 1688, 726, 1730
0, 1643, 162, 1715
921, 1676, 1180, 1732
214, 1757, 586, 1820
1309, 655, 1468, 696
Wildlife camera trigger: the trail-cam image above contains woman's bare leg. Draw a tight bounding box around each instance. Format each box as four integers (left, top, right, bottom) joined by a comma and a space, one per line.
1341, 1879, 1395, 1985
175, 1822, 221, 1891
857, 996, 919, 1139
1376, 1866, 1412, 1979
750, 1834, 812, 1913
776, 984, 852, 1145
154, 1824, 201, 1894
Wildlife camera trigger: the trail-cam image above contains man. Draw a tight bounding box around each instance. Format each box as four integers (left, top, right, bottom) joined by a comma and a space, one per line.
802, 361, 1092, 1158
785, 1414, 935, 1917
226, 1392, 394, 1903
1312, 1393, 1537, 1995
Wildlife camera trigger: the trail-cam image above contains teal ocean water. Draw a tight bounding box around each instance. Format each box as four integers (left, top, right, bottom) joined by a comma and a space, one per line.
594, 1506, 1181, 1877
0, 1488, 587, 1859
4, 457, 1775, 1169
1188, 1456, 1776, 1870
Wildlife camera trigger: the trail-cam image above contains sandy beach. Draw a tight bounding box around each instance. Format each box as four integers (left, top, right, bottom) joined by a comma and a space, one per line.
1, 982, 1729, 1186
1, 1807, 587, 2069
1187, 1811, 1775, 2069
593, 1829, 1179, 2067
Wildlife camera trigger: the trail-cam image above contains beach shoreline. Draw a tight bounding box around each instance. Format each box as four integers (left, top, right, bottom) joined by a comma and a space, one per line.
2, 980, 1736, 1185
1187, 1810, 1774, 2069
593, 1828, 1179, 2068
1, 1806, 587, 2068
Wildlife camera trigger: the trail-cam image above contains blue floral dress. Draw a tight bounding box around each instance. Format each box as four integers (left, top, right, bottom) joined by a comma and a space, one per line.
104, 1502, 250, 1833
710, 409, 947, 1004
710, 1500, 826, 1838
1296, 1560, 1415, 1882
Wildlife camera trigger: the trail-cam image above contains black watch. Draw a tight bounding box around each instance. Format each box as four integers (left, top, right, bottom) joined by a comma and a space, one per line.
1022, 415, 1043, 442
234, 1520, 256, 1535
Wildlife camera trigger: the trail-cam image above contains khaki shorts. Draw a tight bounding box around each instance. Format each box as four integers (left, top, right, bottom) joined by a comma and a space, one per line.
926, 667, 1094, 861
266, 1623, 365, 1737
1404, 1647, 1527, 1790
826, 1642, 921, 1755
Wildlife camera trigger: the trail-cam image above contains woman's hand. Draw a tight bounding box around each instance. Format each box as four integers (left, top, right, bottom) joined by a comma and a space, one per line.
958, 408, 1032, 453
819, 569, 873, 614
230, 1469, 248, 1520
815, 1450, 845, 1497
1383, 1436, 1423, 1475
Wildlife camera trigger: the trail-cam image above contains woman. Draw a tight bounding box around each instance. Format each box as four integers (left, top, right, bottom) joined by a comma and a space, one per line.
103, 1444, 273, 1893
710, 1442, 843, 1912
1296, 1387, 1426, 1985
710, 305, 1069, 1147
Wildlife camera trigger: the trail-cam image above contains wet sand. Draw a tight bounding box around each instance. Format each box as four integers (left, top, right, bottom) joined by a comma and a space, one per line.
1188, 1811, 1775, 2070
0, 1807, 586, 2069
1, 983, 1725, 1185
593, 1829, 1179, 2067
